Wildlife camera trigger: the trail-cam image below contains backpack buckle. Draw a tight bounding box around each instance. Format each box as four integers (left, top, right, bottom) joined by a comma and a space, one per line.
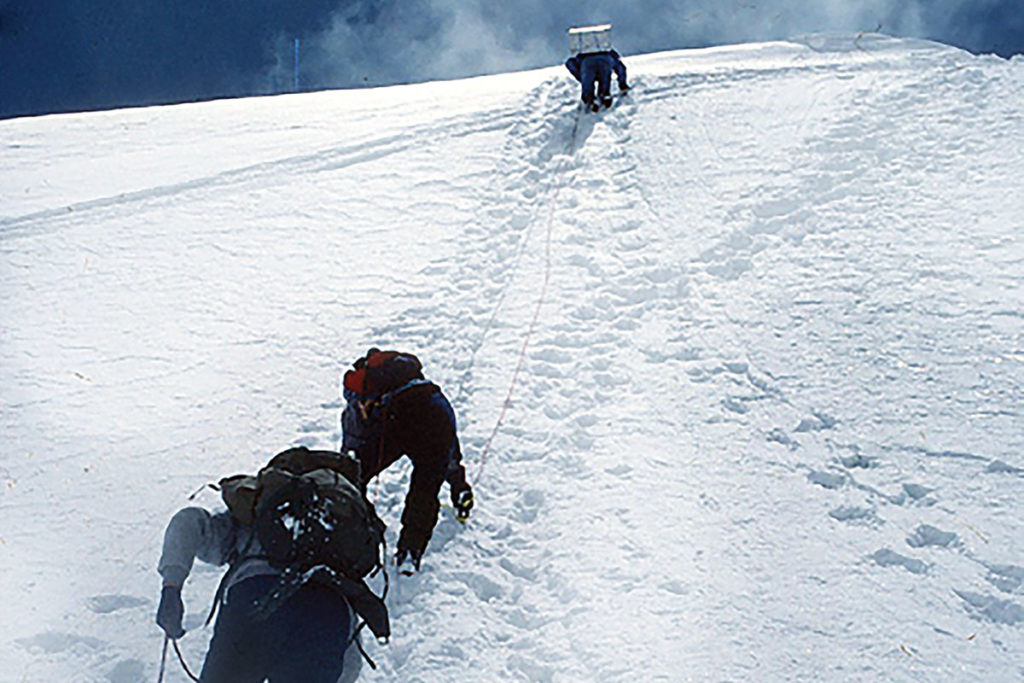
357, 398, 379, 421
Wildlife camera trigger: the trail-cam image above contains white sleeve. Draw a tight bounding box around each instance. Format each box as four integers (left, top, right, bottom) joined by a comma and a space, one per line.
157, 507, 237, 587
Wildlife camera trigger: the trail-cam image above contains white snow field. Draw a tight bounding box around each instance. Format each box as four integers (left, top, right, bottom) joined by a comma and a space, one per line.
1, 34, 1023, 682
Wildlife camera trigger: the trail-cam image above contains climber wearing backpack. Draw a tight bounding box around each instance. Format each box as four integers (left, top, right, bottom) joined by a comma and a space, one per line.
565, 24, 629, 111
341, 348, 474, 576
156, 447, 388, 683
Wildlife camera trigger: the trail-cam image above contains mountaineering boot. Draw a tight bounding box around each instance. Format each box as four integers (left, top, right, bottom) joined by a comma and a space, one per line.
601, 95, 613, 109
396, 548, 421, 577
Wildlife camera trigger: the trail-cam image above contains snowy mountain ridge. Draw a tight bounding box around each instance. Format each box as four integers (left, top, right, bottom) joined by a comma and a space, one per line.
1, 34, 1022, 681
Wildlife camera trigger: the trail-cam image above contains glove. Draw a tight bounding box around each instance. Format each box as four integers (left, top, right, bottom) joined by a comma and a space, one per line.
452, 486, 474, 523
156, 585, 185, 639
395, 547, 422, 576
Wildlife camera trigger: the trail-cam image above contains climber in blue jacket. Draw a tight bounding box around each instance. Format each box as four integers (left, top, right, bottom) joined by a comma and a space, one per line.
565, 49, 629, 110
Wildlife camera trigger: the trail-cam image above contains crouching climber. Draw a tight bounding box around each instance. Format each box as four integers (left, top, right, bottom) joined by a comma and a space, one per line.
156, 447, 388, 683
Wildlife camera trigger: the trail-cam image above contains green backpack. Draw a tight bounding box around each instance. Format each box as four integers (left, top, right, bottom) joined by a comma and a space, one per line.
216, 447, 390, 643
220, 447, 384, 579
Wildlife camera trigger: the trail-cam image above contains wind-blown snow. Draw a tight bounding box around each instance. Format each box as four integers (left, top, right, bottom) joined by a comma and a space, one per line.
1, 34, 1022, 682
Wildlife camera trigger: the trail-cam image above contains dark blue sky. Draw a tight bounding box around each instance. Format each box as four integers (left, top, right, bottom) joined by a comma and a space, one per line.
1, 0, 1021, 119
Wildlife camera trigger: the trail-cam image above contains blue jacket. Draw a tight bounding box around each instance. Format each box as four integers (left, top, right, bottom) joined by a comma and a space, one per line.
341, 380, 468, 556
565, 50, 628, 89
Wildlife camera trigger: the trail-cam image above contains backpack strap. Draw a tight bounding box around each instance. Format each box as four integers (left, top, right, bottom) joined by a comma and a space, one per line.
377, 378, 436, 410
251, 564, 391, 641
205, 528, 260, 626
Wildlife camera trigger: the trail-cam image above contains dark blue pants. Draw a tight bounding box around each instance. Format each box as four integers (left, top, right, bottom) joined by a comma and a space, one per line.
579, 54, 614, 103
200, 576, 351, 683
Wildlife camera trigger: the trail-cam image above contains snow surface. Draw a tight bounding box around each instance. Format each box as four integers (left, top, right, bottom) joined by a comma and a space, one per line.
1, 34, 1023, 682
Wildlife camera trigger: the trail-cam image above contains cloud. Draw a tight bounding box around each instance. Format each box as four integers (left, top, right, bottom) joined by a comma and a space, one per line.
1, 0, 1020, 118
293, 0, 1017, 93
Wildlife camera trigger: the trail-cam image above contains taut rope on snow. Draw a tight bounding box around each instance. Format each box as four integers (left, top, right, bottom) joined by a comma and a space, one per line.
473, 104, 585, 485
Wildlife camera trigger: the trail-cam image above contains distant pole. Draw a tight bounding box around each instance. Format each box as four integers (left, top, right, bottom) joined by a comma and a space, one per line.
293, 38, 300, 91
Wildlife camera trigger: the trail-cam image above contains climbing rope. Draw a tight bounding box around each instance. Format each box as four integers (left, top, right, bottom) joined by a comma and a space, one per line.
472, 104, 585, 485
157, 635, 200, 682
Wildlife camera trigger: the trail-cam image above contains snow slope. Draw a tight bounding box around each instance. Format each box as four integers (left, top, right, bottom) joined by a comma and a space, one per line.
1, 34, 1022, 682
